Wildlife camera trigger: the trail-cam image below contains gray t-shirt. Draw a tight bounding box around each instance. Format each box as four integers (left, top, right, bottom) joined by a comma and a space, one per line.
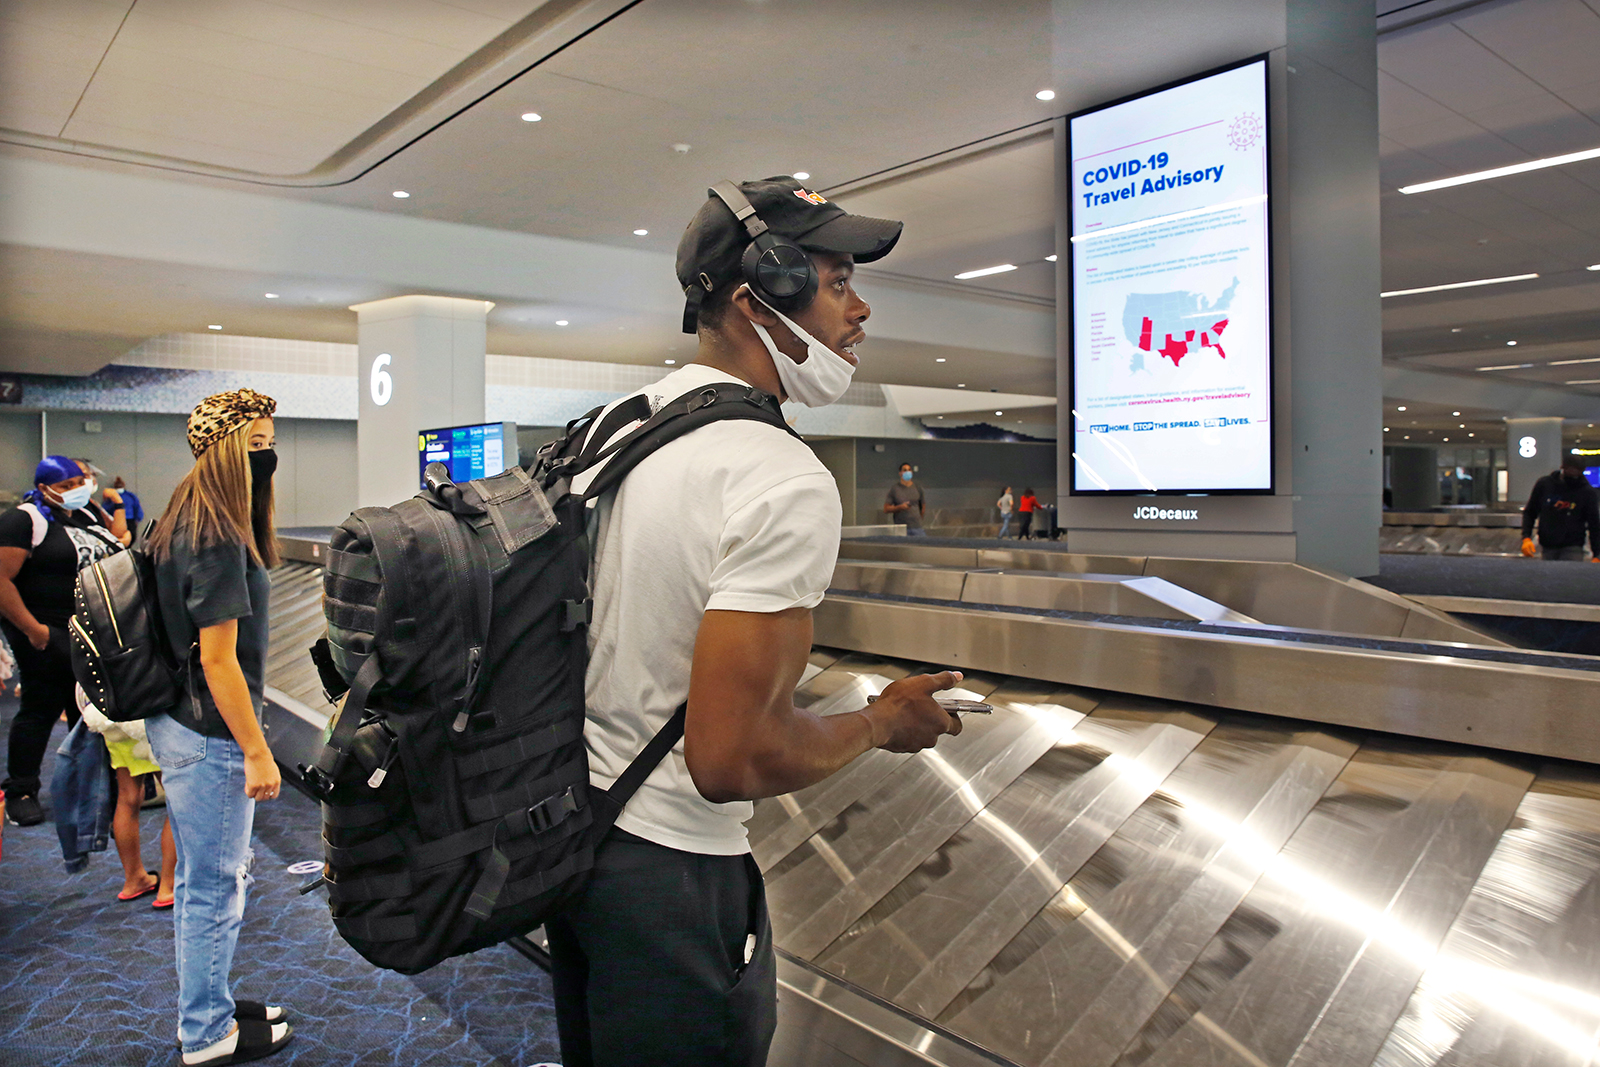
154, 533, 271, 737
886, 480, 925, 529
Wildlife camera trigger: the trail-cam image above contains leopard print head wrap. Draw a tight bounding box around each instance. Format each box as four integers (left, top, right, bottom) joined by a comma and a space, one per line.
186, 388, 277, 458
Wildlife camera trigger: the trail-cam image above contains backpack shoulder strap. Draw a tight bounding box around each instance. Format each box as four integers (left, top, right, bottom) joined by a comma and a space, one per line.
588, 703, 687, 837
18, 503, 47, 549
576, 383, 797, 502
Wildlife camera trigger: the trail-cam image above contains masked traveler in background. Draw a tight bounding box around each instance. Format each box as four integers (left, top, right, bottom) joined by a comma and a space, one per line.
547, 178, 966, 1067
1521, 457, 1600, 561
0, 455, 125, 827
885, 462, 927, 535
145, 388, 294, 1066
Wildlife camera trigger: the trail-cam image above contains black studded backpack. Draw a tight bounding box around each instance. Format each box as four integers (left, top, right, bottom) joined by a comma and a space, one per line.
304, 382, 798, 974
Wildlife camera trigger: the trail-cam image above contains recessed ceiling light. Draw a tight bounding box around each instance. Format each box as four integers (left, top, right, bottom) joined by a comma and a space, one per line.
207, 324, 222, 330
1588, 264, 1600, 271
664, 359, 675, 365
633, 229, 649, 236
1452, 411, 1461, 416
1383, 427, 1389, 432
1443, 437, 1450, 441
937, 415, 944, 419
1398, 144, 1600, 194
264, 293, 279, 299
392, 190, 410, 198
1380, 273, 1538, 298
1507, 340, 1518, 346
1045, 254, 1057, 262
1397, 406, 1407, 411
957, 383, 966, 388
1450, 327, 1462, 332
995, 410, 1004, 416
1404, 435, 1410, 439
935, 357, 947, 363
1036, 89, 1056, 101
1468, 432, 1475, 437
955, 264, 1018, 280
1459, 423, 1465, 428
793, 171, 810, 181
521, 112, 542, 122
555, 319, 569, 326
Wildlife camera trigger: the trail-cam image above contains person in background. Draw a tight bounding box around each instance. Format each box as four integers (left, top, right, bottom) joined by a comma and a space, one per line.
77, 687, 177, 906
112, 476, 145, 533
885, 461, 927, 536
74, 459, 130, 547
1016, 487, 1039, 539
146, 388, 292, 1066
1521, 457, 1600, 561
0, 456, 125, 827
996, 485, 1014, 539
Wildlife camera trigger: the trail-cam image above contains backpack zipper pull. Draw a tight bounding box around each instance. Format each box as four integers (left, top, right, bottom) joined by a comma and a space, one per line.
453, 646, 484, 733
367, 736, 399, 788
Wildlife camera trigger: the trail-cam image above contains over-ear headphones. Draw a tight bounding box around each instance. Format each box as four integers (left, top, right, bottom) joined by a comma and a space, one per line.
709, 181, 818, 315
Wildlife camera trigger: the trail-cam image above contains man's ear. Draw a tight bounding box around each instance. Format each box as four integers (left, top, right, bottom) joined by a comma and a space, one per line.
730, 285, 781, 329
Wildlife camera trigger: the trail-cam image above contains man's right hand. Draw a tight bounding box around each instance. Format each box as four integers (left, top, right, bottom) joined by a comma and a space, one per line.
1521, 537, 1536, 557
862, 671, 965, 753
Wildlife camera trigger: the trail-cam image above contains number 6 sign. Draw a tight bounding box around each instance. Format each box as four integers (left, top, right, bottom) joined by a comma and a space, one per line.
370, 352, 393, 407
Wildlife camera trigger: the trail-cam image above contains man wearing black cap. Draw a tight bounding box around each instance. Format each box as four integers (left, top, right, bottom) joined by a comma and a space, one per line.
548, 178, 965, 1067
1520, 457, 1600, 561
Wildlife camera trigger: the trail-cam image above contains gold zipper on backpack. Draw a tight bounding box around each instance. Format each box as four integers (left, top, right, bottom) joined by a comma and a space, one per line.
69, 615, 101, 658
91, 561, 123, 648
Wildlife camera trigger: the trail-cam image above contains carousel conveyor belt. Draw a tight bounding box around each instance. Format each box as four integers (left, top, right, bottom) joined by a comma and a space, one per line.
261, 560, 1600, 1067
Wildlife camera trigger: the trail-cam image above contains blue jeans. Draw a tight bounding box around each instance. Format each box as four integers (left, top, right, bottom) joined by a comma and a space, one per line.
145, 713, 256, 1053
998, 513, 1012, 538
905, 527, 928, 537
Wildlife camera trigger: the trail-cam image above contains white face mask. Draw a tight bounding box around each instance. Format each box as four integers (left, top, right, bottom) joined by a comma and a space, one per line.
743, 288, 857, 408
50, 483, 94, 511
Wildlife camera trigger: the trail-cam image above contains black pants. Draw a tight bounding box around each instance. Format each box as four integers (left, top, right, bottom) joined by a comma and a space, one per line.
2, 620, 78, 798
1017, 513, 1033, 538
548, 827, 777, 1067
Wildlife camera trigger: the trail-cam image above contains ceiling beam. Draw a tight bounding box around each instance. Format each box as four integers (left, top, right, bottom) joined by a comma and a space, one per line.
1384, 364, 1600, 421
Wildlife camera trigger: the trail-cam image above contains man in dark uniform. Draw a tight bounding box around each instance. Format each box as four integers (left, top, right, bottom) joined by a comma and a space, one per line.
884, 462, 926, 536
1521, 457, 1600, 561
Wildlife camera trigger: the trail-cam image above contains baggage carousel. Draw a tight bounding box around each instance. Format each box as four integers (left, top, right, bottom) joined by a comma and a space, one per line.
262, 533, 1600, 1067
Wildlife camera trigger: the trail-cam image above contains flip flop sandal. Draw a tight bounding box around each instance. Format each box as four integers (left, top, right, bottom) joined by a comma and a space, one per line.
153, 896, 174, 909
232, 1001, 287, 1023
184, 1019, 293, 1066
117, 873, 159, 901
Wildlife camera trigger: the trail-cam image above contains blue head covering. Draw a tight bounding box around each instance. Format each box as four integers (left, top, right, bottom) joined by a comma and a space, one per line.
24, 455, 85, 518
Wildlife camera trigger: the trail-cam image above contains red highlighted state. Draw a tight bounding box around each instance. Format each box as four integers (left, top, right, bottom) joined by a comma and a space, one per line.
1199, 318, 1229, 359
1138, 316, 1153, 351
1158, 329, 1196, 366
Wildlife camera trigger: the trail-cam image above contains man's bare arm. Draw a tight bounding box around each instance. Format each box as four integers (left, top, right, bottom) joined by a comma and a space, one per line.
684, 607, 961, 804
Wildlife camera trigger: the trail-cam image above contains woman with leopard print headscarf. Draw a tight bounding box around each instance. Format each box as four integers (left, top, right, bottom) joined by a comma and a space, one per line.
0, 454, 125, 828
142, 388, 295, 1065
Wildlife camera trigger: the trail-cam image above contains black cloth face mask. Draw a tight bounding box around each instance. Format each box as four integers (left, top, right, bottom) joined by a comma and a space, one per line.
249, 447, 278, 487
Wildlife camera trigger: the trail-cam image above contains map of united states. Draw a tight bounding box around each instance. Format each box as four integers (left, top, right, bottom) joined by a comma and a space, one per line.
1121, 277, 1239, 370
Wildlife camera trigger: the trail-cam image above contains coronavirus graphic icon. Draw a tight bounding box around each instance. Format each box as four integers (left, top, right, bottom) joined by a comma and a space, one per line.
1228, 112, 1263, 151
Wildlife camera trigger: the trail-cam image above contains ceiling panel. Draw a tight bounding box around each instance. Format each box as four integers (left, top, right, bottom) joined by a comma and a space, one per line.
1451, 0, 1600, 90
0, 0, 130, 135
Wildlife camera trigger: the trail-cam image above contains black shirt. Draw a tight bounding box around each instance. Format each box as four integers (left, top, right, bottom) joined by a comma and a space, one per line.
0, 504, 122, 626
1522, 473, 1600, 552
154, 532, 272, 738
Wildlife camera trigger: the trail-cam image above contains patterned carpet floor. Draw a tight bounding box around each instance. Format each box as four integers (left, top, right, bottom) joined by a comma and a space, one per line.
0, 696, 562, 1067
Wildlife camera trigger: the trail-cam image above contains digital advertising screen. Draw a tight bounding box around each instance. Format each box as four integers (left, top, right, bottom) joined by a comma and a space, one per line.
1068, 57, 1273, 494
418, 421, 518, 488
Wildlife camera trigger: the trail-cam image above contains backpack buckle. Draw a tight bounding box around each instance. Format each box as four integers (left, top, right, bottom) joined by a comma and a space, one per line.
686, 386, 719, 412
743, 387, 775, 408
560, 598, 594, 632
525, 785, 579, 833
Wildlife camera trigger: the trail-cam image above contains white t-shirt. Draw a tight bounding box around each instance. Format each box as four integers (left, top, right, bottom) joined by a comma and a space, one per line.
997, 492, 1013, 515
578, 363, 842, 855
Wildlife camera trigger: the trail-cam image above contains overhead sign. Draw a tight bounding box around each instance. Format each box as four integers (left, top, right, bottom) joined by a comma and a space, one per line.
1068, 56, 1273, 495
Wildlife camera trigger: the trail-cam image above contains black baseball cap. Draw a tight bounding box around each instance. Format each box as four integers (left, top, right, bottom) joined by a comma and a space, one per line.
676, 176, 903, 333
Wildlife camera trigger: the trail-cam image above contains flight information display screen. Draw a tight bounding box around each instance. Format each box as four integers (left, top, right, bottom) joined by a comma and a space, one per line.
1068, 57, 1272, 494
418, 421, 517, 488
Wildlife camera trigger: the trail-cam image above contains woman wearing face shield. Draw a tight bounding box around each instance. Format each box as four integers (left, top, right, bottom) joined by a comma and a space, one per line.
0, 455, 126, 826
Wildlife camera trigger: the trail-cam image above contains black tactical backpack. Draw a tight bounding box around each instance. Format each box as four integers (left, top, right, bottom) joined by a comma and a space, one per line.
304, 382, 798, 974
69, 546, 192, 722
